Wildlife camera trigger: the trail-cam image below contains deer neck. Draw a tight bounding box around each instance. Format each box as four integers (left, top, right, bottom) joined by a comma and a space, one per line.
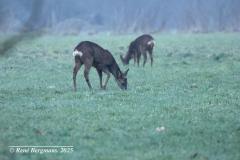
109, 61, 121, 79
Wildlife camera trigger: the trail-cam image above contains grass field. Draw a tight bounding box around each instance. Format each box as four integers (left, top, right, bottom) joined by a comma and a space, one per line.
0, 33, 240, 160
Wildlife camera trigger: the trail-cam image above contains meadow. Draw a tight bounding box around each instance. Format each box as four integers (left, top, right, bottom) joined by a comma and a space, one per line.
0, 33, 240, 160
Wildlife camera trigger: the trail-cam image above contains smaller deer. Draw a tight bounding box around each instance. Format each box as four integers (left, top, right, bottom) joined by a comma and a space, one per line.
73, 41, 129, 91
120, 34, 155, 67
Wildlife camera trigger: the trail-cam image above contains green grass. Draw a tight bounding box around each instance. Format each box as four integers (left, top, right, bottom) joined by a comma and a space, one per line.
0, 33, 240, 160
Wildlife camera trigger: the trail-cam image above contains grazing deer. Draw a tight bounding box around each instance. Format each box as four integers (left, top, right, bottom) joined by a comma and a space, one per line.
73, 41, 129, 91
120, 34, 155, 67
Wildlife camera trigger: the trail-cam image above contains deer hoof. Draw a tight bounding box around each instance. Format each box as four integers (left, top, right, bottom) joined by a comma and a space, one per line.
102, 86, 107, 90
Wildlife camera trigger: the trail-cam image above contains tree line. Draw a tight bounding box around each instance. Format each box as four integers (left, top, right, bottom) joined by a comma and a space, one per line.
0, 0, 239, 34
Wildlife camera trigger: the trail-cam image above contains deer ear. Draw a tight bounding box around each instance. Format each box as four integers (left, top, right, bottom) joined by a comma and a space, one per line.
120, 54, 127, 64
124, 69, 129, 76
117, 70, 122, 78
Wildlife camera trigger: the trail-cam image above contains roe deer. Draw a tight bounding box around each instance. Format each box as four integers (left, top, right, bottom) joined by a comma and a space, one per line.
120, 34, 155, 67
73, 41, 129, 91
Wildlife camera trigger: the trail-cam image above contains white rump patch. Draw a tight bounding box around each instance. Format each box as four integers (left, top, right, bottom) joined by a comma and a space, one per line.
147, 40, 156, 45
73, 50, 83, 57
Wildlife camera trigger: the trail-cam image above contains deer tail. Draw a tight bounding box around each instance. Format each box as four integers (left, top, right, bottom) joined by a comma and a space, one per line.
73, 50, 83, 57
147, 40, 156, 46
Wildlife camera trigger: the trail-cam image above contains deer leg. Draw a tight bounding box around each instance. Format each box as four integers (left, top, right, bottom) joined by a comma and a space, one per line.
73, 60, 82, 92
102, 70, 110, 90
84, 62, 92, 90
143, 52, 147, 67
149, 48, 153, 67
96, 69, 103, 89
133, 53, 137, 65
137, 53, 141, 67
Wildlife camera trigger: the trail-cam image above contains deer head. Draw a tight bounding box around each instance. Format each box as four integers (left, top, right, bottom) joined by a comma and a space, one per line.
120, 54, 130, 65
116, 69, 129, 90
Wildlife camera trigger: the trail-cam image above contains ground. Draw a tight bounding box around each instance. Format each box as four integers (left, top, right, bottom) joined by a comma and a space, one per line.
0, 33, 240, 160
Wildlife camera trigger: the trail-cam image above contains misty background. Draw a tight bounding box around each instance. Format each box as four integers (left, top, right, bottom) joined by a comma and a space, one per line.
0, 0, 240, 35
